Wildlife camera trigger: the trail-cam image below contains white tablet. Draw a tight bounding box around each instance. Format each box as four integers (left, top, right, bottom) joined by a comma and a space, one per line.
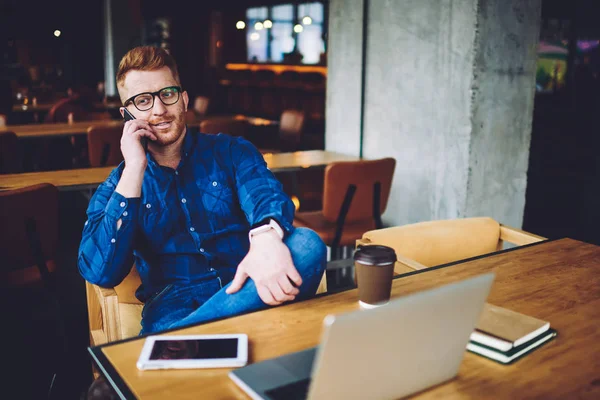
136, 334, 248, 370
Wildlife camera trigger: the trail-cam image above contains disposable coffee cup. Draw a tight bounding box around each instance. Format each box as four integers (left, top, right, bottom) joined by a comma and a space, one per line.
354, 245, 397, 309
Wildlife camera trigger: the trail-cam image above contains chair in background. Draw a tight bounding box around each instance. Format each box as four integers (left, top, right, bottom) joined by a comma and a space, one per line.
279, 109, 305, 151
200, 118, 248, 137
0, 113, 6, 126
0, 184, 67, 396
0, 131, 21, 173
294, 157, 396, 259
193, 95, 210, 116
357, 217, 546, 276
87, 125, 124, 167
259, 110, 306, 153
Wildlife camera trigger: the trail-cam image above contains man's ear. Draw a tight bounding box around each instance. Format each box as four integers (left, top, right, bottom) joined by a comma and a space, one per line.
182, 91, 189, 112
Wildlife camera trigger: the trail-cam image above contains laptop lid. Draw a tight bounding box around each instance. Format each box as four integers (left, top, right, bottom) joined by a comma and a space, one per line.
306, 273, 495, 400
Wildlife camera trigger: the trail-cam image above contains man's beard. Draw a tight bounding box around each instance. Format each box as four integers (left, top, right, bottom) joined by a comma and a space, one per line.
150, 114, 186, 146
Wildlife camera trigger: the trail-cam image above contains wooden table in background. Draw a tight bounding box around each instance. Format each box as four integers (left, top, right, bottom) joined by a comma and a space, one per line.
1, 115, 276, 139
0, 150, 360, 192
89, 238, 600, 399
0, 120, 126, 138
12, 101, 122, 113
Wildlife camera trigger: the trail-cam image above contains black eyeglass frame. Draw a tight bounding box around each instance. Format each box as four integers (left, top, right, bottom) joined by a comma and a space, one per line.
124, 86, 183, 111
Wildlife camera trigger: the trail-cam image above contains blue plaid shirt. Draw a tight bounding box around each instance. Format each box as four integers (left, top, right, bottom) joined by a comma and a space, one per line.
78, 130, 295, 302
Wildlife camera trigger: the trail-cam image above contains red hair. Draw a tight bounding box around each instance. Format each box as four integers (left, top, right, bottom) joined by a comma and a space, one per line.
116, 46, 180, 90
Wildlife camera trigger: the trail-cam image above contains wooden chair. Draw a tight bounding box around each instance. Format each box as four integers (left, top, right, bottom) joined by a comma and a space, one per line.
357, 217, 547, 275
279, 109, 305, 151
0, 131, 21, 174
0, 184, 68, 394
294, 158, 396, 257
193, 95, 210, 116
87, 125, 124, 167
259, 110, 306, 154
200, 118, 248, 137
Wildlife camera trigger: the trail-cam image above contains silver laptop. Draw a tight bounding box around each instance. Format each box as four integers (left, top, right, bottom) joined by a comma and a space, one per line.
229, 273, 495, 400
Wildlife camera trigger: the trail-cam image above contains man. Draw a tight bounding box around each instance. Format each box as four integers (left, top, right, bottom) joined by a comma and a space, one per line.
78, 46, 326, 334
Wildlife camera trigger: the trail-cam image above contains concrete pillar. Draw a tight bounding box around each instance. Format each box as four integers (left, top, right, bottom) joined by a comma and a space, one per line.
103, 0, 143, 96
326, 0, 541, 228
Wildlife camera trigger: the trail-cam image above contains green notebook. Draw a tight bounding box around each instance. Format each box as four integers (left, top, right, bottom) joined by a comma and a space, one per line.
467, 328, 557, 365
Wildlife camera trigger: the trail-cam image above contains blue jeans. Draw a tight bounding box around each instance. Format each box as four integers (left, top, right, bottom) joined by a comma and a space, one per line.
140, 227, 327, 334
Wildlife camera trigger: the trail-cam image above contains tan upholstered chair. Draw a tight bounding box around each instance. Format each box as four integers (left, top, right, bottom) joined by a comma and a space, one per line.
357, 217, 546, 275
294, 158, 396, 256
86, 266, 327, 347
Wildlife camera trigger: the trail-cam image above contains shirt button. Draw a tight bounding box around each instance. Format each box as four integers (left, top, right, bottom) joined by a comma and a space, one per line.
146, 203, 151, 209
122, 211, 128, 217
189, 227, 195, 232
111, 238, 116, 243
212, 181, 218, 187
181, 198, 187, 204
175, 171, 179, 175
84, 220, 88, 226
120, 201, 126, 207
200, 248, 205, 253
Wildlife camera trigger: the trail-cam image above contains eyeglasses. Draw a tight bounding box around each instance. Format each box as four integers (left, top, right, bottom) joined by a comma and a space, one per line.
124, 86, 182, 111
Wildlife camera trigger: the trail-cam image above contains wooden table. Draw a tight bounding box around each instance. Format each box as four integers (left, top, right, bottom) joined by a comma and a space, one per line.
11, 101, 122, 113
0, 150, 360, 192
88, 238, 600, 399
0, 115, 276, 139
0, 120, 126, 138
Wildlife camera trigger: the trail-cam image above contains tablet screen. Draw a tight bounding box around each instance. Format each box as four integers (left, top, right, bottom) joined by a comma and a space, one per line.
149, 338, 239, 360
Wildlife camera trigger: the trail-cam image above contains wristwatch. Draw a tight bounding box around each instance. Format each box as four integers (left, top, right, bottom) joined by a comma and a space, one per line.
248, 219, 284, 243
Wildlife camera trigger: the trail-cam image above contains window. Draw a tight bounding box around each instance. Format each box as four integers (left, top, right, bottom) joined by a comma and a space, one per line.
246, 7, 268, 62
245, 2, 325, 64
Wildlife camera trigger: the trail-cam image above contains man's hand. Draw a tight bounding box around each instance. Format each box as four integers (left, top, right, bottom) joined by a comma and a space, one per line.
120, 119, 157, 169
115, 120, 157, 200
226, 230, 302, 305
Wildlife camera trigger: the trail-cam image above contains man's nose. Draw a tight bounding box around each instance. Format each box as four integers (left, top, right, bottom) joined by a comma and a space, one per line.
151, 96, 168, 115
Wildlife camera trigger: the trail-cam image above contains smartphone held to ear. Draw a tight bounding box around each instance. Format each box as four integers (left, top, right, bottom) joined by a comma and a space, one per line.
122, 108, 148, 151
136, 334, 249, 370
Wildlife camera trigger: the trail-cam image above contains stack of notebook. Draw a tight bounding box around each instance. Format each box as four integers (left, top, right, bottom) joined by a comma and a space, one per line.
468, 303, 557, 364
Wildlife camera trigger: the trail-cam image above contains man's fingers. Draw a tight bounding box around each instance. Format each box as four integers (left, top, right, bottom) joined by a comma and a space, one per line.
268, 281, 295, 303
286, 266, 303, 288
137, 129, 158, 142
278, 275, 299, 296
257, 285, 281, 306
225, 270, 248, 294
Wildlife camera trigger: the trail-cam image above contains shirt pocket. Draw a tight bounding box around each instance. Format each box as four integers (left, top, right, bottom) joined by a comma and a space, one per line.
196, 173, 237, 229
139, 198, 172, 246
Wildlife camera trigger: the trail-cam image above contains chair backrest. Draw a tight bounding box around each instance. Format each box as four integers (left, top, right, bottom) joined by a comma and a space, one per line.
322, 158, 396, 223
87, 125, 124, 167
0, 184, 59, 287
0, 131, 21, 174
193, 96, 210, 116
279, 110, 305, 148
0, 113, 6, 127
45, 96, 89, 122
200, 118, 248, 137
360, 217, 502, 268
